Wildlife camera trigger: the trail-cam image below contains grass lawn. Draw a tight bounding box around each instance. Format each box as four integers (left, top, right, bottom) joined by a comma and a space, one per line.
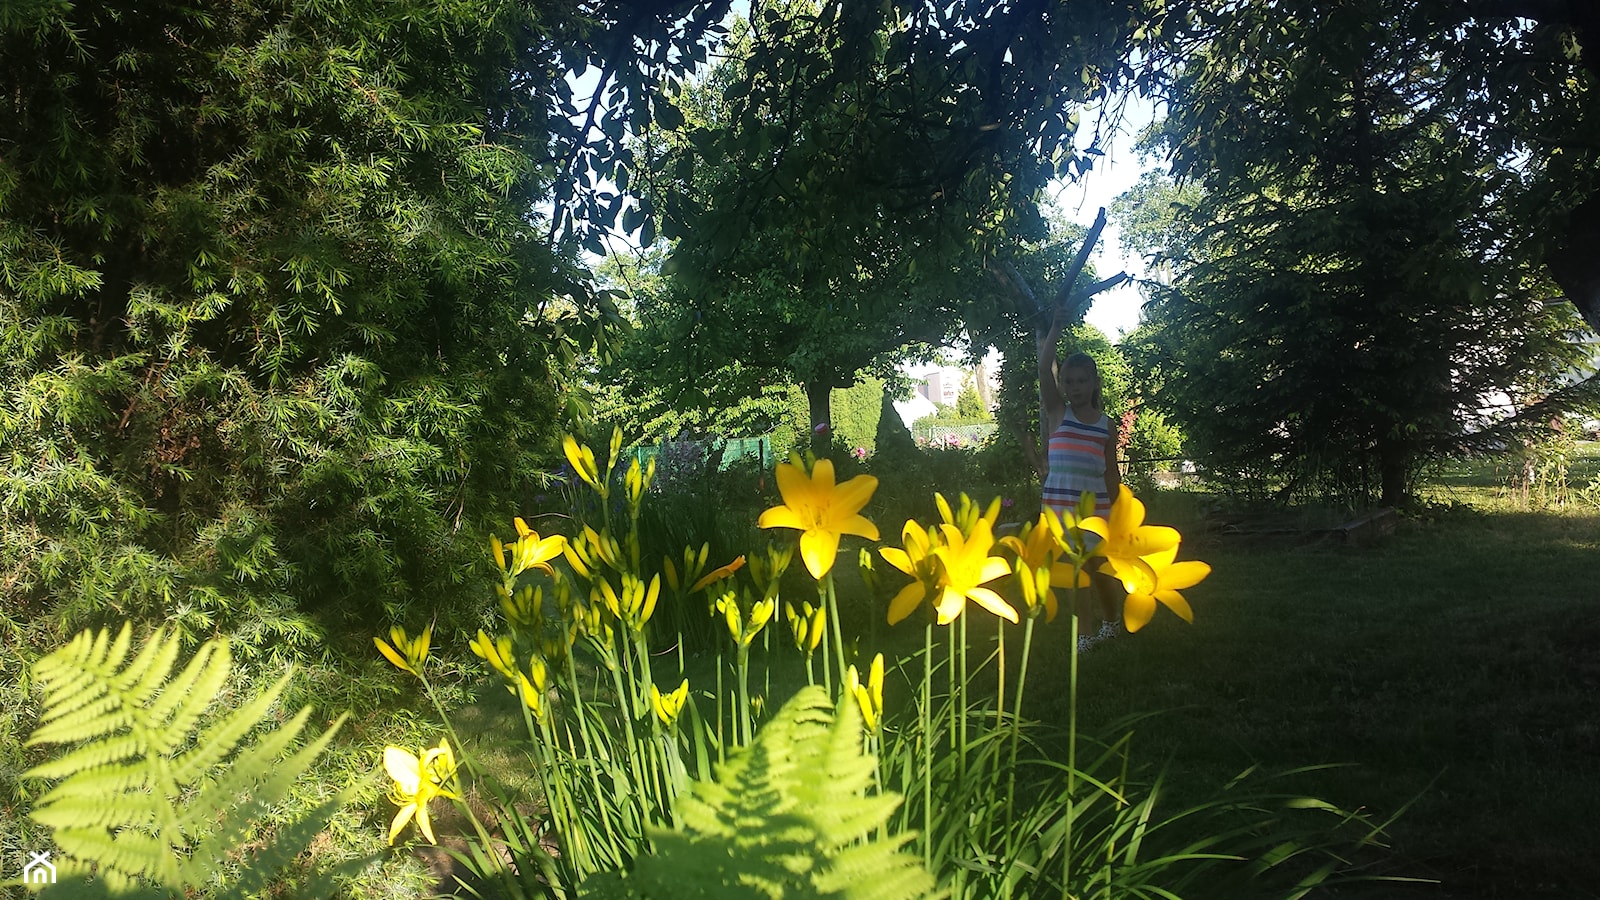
1009, 458, 1600, 898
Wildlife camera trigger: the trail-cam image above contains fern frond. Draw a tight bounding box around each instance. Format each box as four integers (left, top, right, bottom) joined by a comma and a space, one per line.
183, 710, 347, 878
28, 623, 135, 730
24, 624, 346, 895
209, 793, 356, 900
168, 669, 295, 786
579, 686, 940, 899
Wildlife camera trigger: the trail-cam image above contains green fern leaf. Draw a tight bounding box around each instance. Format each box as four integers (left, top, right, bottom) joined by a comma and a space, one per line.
24, 623, 346, 895
579, 686, 942, 900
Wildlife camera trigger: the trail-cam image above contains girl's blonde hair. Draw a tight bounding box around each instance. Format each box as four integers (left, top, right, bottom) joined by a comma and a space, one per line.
1061, 352, 1103, 409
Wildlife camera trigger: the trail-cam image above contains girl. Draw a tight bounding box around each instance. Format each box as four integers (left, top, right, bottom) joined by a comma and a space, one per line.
1037, 323, 1122, 650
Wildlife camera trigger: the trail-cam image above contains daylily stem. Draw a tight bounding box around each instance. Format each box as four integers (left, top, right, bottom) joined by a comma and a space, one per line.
958, 611, 969, 787
607, 637, 651, 831
825, 572, 846, 695
1064, 573, 1082, 899
922, 622, 933, 869
1008, 615, 1036, 829
996, 617, 1006, 731
737, 643, 752, 747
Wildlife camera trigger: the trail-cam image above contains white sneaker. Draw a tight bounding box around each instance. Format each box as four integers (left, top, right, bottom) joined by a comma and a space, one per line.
1096, 620, 1121, 642
1076, 634, 1097, 654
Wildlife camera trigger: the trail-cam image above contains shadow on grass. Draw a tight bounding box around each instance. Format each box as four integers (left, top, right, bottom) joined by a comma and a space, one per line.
1008, 491, 1600, 899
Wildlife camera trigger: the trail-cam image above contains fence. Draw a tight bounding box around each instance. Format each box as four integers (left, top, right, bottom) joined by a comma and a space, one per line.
626, 435, 774, 475
910, 423, 996, 448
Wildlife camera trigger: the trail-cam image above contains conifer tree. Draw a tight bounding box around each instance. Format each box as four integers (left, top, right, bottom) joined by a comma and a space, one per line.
0, 0, 723, 648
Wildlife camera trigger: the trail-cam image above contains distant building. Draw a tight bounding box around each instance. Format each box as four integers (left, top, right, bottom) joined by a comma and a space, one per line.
892, 393, 938, 428
912, 365, 965, 407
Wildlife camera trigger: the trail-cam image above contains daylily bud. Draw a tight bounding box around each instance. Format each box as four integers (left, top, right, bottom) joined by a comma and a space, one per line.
562, 434, 600, 489
640, 573, 661, 627
469, 630, 518, 682
606, 427, 624, 482
651, 678, 690, 726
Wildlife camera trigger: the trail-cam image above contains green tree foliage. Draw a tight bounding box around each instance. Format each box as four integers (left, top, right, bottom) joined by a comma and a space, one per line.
1145, 0, 1600, 335
1136, 1, 1597, 505
590, 247, 807, 445
0, 0, 722, 652
643, 0, 1165, 441
22, 624, 346, 896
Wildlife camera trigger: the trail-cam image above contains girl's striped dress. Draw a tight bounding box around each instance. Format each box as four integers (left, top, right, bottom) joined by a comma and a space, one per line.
1043, 411, 1112, 517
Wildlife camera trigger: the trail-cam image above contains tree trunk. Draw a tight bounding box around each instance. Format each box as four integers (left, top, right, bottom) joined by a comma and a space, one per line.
1377, 434, 1410, 508
1544, 193, 1600, 335
805, 378, 835, 456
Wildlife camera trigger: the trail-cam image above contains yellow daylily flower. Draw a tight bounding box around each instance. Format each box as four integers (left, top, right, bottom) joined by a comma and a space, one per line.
595, 573, 662, 631
748, 542, 794, 596
999, 512, 1090, 622
882, 518, 940, 626
384, 739, 459, 845
651, 678, 690, 727
1111, 546, 1211, 632
846, 653, 885, 732
758, 457, 880, 580
691, 555, 747, 592
1080, 485, 1181, 573
507, 654, 552, 719
624, 455, 656, 507
934, 492, 1001, 537
374, 624, 432, 678
504, 519, 566, 577
929, 519, 1016, 625
500, 584, 542, 634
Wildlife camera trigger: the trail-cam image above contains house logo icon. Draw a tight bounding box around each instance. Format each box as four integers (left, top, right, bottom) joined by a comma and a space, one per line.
23, 851, 56, 885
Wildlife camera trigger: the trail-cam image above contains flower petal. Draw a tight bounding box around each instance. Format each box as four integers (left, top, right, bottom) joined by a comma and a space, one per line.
1123, 591, 1157, 632
388, 803, 418, 845
384, 747, 422, 794
967, 587, 1019, 623
774, 462, 814, 511
887, 581, 926, 625
836, 513, 880, 541
1124, 525, 1181, 558
830, 473, 879, 517
977, 556, 1011, 585
934, 587, 966, 625
880, 547, 914, 576
1159, 560, 1211, 592
758, 504, 807, 531
1108, 485, 1142, 533
415, 800, 438, 844
799, 528, 840, 580
1154, 589, 1195, 623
